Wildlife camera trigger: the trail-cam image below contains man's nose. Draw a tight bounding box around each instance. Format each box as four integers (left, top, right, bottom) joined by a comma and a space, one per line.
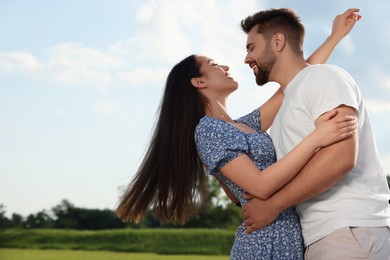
244, 53, 250, 64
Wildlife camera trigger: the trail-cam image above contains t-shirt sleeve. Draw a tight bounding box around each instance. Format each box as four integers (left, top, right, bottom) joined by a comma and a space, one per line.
195, 121, 248, 175
303, 65, 360, 120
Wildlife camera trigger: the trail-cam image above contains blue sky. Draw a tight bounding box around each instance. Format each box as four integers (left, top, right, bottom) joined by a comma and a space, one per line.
1, 0, 389, 217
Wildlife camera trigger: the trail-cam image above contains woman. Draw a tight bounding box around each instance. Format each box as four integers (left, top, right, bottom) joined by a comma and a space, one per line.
193, 55, 355, 259
116, 9, 360, 259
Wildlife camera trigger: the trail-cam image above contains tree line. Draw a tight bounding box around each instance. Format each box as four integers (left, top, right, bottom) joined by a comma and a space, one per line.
0, 178, 242, 230
1, 176, 389, 230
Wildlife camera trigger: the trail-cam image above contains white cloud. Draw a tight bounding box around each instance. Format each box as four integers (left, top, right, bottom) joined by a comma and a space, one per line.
370, 66, 390, 92
133, 0, 193, 63
44, 43, 122, 90
46, 43, 122, 69
136, 0, 158, 23
108, 38, 137, 56
0, 0, 262, 90
0, 51, 42, 75
0, 44, 125, 90
112, 0, 259, 66
117, 67, 168, 86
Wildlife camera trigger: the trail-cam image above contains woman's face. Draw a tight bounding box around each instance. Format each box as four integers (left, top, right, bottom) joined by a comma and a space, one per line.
194, 55, 238, 94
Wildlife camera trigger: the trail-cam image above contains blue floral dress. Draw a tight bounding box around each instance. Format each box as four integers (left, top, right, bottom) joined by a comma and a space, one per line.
195, 109, 304, 260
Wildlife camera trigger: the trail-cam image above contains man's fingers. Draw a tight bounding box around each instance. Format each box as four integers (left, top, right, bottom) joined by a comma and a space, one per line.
242, 205, 250, 219
244, 225, 256, 234
242, 193, 254, 199
243, 217, 253, 227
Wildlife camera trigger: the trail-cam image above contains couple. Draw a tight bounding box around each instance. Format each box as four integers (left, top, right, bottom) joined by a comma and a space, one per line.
117, 8, 390, 259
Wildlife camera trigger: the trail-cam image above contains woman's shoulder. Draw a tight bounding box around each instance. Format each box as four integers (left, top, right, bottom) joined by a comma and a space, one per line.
235, 108, 261, 131
196, 116, 229, 136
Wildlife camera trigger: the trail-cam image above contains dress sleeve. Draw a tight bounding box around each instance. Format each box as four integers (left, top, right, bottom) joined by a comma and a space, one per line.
235, 108, 261, 131
195, 120, 248, 175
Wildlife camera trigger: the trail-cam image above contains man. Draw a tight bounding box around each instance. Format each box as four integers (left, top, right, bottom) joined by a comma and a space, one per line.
240, 8, 390, 259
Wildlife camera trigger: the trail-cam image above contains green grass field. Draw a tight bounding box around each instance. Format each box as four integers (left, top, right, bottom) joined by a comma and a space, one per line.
0, 228, 235, 255
0, 249, 229, 260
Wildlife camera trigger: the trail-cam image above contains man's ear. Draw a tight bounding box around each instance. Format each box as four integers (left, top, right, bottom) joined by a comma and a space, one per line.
273, 33, 286, 52
191, 77, 206, 89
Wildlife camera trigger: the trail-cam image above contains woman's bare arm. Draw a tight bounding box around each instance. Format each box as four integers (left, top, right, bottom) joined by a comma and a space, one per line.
260, 8, 361, 132
306, 8, 361, 64
222, 111, 356, 199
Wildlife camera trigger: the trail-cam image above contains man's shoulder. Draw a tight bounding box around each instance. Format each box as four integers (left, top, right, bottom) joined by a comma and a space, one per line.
308, 64, 350, 76
301, 64, 355, 87
300, 64, 359, 102
292, 64, 343, 86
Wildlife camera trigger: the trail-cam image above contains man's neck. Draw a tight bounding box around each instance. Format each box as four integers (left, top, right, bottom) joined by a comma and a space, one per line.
271, 55, 308, 91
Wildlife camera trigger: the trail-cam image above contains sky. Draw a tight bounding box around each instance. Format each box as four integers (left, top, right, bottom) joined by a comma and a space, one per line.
1, 0, 389, 218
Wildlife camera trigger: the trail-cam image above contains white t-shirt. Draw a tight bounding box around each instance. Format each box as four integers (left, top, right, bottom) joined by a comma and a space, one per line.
270, 64, 390, 246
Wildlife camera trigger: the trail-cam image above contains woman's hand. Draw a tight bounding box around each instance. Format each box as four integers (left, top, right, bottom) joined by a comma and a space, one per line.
305, 8, 361, 65
312, 109, 357, 148
330, 8, 361, 40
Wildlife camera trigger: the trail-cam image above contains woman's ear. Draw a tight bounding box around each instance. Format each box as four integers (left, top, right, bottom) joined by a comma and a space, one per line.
191, 77, 206, 89
273, 33, 286, 52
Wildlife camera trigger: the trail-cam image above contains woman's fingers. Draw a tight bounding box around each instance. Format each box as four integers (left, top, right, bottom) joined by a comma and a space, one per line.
344, 8, 361, 24
322, 109, 338, 121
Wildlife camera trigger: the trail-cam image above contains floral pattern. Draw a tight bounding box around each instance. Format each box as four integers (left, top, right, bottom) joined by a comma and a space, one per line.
195, 109, 304, 259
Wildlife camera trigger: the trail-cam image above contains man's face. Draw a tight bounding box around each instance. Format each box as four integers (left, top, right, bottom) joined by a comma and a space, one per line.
245, 26, 277, 86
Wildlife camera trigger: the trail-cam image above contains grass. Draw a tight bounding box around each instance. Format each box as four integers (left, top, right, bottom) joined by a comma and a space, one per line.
0, 228, 235, 255
0, 248, 229, 260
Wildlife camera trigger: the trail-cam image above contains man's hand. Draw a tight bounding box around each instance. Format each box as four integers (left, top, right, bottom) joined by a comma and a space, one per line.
242, 194, 281, 234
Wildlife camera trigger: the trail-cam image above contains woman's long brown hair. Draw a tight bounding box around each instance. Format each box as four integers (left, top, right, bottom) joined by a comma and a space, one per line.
116, 55, 207, 224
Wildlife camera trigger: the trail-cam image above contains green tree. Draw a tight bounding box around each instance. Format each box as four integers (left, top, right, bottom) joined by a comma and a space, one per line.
131, 177, 242, 229
52, 199, 79, 229
0, 204, 11, 229
24, 210, 53, 229
11, 213, 24, 228
75, 208, 126, 230
52, 199, 125, 230
181, 177, 241, 229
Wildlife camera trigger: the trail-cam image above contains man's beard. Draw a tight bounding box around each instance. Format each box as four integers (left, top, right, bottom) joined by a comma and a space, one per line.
255, 48, 276, 86
255, 69, 270, 86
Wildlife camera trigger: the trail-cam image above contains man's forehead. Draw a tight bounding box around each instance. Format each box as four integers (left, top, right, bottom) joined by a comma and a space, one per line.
246, 29, 264, 48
